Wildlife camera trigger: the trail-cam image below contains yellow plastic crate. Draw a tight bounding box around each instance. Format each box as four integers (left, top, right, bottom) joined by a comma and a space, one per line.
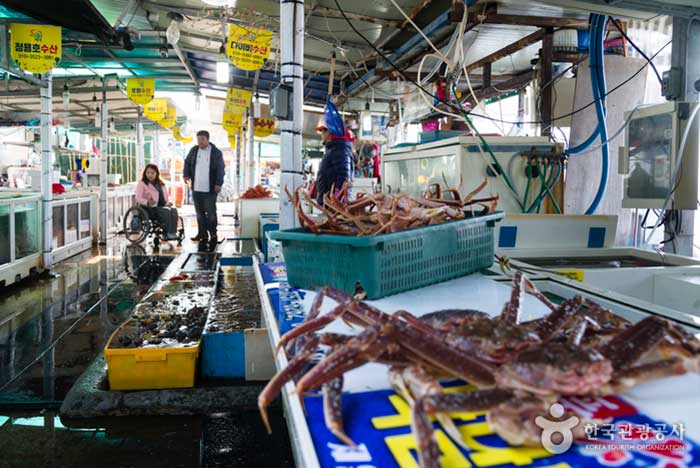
104, 320, 200, 391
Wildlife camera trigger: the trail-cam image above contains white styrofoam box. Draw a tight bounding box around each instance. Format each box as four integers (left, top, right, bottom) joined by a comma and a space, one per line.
653, 273, 700, 318
237, 198, 279, 238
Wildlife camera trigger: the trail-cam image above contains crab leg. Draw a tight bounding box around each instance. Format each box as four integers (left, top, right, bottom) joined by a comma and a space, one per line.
500, 272, 525, 323
522, 276, 558, 313
534, 296, 586, 340
600, 316, 676, 370
286, 289, 328, 355
259, 335, 320, 434
296, 324, 394, 393
413, 389, 514, 468
390, 366, 469, 450
392, 310, 442, 336
600, 358, 691, 395
323, 375, 355, 446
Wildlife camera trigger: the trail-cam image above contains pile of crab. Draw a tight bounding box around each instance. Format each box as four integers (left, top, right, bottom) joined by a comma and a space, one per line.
259, 272, 700, 468
287, 178, 499, 236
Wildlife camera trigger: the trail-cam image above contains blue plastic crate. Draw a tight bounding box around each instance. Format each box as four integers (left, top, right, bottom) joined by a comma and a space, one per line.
218, 237, 260, 266
201, 331, 246, 378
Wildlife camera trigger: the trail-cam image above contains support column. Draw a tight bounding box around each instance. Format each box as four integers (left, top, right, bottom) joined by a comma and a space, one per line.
539, 27, 554, 138
40, 72, 53, 270
247, 112, 255, 188
99, 80, 109, 245
235, 128, 242, 197
669, 17, 700, 256
136, 108, 145, 176
153, 126, 160, 167
279, 0, 304, 229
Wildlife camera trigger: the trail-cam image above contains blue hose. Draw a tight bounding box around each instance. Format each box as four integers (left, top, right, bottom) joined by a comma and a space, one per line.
584, 14, 609, 215
566, 16, 601, 155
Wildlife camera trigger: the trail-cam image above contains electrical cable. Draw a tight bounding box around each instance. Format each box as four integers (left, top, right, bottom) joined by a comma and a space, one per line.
332, 0, 671, 127
642, 102, 700, 248
610, 18, 663, 87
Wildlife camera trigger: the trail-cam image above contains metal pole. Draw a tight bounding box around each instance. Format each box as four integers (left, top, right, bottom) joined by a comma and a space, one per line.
153, 126, 160, 167
279, 0, 304, 228
668, 17, 699, 256
247, 112, 255, 188
41, 72, 53, 270
136, 109, 145, 176
99, 80, 109, 245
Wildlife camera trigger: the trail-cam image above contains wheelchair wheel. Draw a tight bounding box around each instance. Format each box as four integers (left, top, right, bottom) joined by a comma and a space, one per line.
123, 206, 151, 245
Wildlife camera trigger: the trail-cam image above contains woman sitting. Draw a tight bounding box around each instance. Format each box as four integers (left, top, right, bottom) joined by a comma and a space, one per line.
135, 164, 179, 239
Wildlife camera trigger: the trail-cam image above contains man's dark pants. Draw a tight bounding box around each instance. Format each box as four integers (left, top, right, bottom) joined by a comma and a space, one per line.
192, 191, 218, 240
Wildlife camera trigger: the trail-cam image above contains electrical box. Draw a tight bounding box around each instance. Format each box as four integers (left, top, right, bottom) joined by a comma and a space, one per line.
382, 136, 563, 213
621, 102, 699, 210
270, 84, 291, 120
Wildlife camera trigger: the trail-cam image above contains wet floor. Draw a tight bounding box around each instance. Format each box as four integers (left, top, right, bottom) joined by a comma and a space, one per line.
0, 209, 294, 467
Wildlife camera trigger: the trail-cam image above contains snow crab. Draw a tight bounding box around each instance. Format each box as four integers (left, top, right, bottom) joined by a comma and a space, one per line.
258, 273, 700, 468
286, 178, 499, 236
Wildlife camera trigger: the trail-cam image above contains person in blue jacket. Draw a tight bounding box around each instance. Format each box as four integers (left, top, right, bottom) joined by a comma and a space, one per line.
315, 124, 355, 205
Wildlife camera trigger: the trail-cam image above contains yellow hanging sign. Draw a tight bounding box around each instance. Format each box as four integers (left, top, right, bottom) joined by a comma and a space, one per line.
10, 24, 62, 74
173, 125, 192, 144
228, 136, 237, 150
126, 78, 155, 105
225, 87, 252, 114
144, 97, 167, 121
254, 118, 275, 138
226, 25, 273, 71
222, 111, 243, 132
159, 103, 177, 129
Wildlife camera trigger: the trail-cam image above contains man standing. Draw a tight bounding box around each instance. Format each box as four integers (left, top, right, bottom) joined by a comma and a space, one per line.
183, 130, 225, 246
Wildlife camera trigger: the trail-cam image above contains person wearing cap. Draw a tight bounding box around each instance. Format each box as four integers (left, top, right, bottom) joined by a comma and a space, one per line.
315, 124, 355, 205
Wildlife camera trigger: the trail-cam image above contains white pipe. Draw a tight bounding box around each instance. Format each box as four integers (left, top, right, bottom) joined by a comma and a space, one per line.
99, 86, 109, 245
40, 72, 53, 270
136, 108, 145, 177
240, 125, 246, 190
247, 112, 255, 187
279, 0, 304, 229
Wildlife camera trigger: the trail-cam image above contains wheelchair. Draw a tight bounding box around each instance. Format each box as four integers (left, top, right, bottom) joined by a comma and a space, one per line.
123, 205, 185, 247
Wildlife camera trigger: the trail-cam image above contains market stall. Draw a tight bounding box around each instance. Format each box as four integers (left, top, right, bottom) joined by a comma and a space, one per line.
0, 192, 41, 286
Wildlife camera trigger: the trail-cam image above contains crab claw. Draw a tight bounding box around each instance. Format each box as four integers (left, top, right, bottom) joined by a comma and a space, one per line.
259, 335, 319, 434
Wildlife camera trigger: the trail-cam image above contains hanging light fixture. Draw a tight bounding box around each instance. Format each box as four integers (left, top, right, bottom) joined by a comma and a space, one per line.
62, 84, 70, 107
166, 12, 183, 46
194, 90, 202, 112
93, 93, 100, 128
109, 118, 116, 132
216, 42, 229, 84
253, 93, 261, 118
361, 101, 372, 134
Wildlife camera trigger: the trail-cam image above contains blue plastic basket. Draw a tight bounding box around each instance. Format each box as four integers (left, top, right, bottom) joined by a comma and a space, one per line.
270, 211, 504, 299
